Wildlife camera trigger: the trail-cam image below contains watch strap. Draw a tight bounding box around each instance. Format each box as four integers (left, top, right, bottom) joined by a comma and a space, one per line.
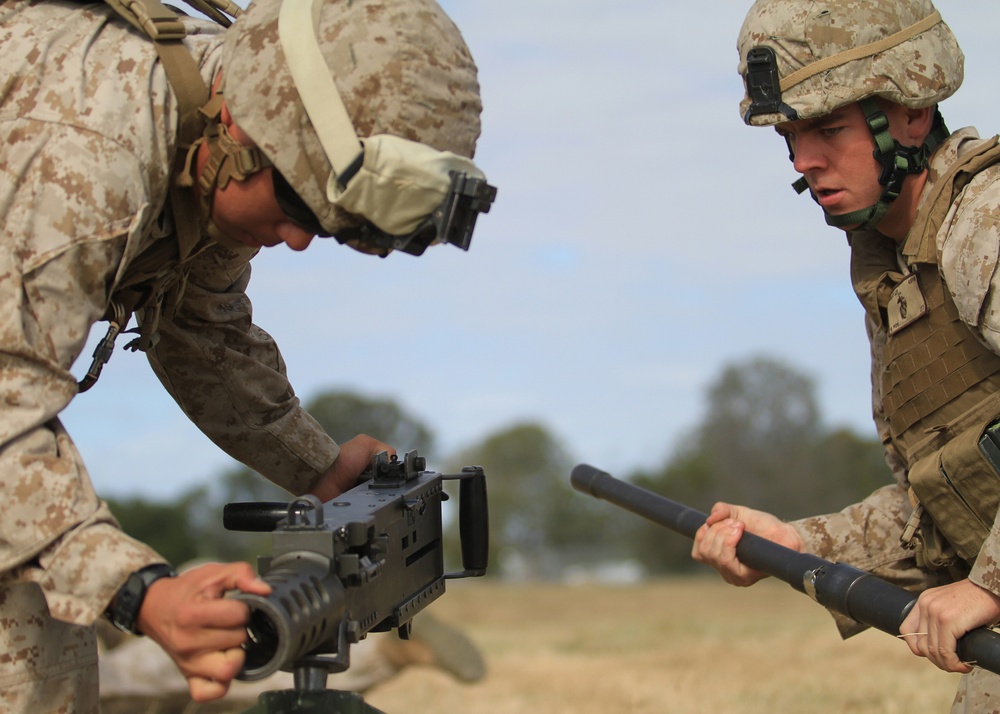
106, 563, 177, 635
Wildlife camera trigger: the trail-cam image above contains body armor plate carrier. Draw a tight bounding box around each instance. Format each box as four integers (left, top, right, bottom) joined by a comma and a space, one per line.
851, 136, 1000, 566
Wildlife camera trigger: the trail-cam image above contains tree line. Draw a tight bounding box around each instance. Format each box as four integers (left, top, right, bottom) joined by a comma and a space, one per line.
107, 355, 891, 579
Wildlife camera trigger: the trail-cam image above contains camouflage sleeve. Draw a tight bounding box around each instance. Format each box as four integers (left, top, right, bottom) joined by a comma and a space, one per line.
146, 243, 340, 496
938, 161, 1000, 354
970, 527, 1000, 598
0, 120, 166, 626
791, 484, 952, 638
937, 162, 1000, 597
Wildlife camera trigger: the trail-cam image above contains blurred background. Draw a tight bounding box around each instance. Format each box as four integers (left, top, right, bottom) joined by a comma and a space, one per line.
62, 0, 995, 578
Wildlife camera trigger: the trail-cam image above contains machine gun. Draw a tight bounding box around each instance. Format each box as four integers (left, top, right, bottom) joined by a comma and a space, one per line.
570, 463, 1000, 676
223, 450, 489, 714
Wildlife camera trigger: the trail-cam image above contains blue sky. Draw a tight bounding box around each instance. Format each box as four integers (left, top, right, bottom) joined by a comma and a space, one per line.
62, 1, 997, 499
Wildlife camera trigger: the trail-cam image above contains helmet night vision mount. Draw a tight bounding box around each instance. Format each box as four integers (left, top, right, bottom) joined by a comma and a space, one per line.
277, 0, 497, 255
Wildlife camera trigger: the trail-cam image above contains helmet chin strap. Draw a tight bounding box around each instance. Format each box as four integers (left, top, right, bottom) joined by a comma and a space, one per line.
790, 98, 950, 231
179, 90, 272, 247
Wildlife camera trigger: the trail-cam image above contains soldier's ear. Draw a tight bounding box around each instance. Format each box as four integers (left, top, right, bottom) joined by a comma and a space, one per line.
220, 99, 234, 129
903, 105, 936, 146
212, 71, 230, 127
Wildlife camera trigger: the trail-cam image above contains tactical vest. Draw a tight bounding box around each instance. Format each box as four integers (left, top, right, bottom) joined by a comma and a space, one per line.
850, 135, 1000, 567
74, 0, 239, 391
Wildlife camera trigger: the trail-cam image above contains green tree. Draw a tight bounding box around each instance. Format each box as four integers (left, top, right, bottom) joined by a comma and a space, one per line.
106, 495, 203, 567
691, 355, 823, 517
445, 422, 614, 579
303, 389, 436, 459
811, 426, 894, 511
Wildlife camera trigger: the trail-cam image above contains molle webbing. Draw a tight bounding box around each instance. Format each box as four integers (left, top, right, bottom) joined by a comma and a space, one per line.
882, 265, 1000, 442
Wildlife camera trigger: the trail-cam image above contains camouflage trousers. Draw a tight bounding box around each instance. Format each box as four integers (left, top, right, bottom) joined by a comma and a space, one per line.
953, 667, 1000, 713
0, 580, 99, 714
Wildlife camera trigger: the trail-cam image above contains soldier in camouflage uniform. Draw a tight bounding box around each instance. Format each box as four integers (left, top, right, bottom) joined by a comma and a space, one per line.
691, 0, 1000, 710
0, 0, 490, 710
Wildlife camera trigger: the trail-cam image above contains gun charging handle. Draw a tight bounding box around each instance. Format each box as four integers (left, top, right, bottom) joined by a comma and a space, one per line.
222, 501, 292, 532
445, 466, 489, 578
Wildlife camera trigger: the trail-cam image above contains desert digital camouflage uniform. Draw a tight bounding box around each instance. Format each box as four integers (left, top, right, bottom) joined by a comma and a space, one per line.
734, 0, 1000, 709
0, 1, 340, 710
790, 128, 1000, 713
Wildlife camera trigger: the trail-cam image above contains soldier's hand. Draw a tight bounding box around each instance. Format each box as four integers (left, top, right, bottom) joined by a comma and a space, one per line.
898, 578, 1000, 673
310, 434, 395, 502
692, 502, 804, 586
135, 562, 271, 702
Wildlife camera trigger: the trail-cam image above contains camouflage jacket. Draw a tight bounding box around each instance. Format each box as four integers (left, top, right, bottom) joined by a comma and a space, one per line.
0, 0, 339, 626
792, 127, 1000, 636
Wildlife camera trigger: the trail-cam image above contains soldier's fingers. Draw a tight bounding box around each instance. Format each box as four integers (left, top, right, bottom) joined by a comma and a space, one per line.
705, 503, 734, 525
930, 627, 970, 673
896, 631, 925, 658
190, 562, 268, 600
693, 521, 730, 562
188, 675, 230, 703
185, 596, 255, 630
182, 647, 245, 696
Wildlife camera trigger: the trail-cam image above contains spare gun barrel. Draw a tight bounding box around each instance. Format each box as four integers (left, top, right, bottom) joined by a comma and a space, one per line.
571, 463, 1000, 677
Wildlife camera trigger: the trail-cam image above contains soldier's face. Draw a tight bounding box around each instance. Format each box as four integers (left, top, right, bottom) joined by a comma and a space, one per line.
774, 100, 932, 238
775, 103, 886, 224
196, 97, 320, 252
210, 166, 317, 252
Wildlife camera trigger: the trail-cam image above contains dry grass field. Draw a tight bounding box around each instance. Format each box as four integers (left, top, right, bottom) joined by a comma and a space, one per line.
366, 578, 961, 714
105, 577, 964, 714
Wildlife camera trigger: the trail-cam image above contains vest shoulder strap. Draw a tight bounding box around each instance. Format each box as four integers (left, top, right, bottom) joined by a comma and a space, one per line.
903, 135, 1000, 265
71, 0, 240, 392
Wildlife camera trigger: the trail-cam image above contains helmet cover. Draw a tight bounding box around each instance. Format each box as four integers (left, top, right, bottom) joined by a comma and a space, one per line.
220, 0, 483, 234
737, 0, 964, 126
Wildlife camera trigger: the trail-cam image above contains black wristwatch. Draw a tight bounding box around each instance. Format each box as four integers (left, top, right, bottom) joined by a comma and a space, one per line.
106, 563, 177, 635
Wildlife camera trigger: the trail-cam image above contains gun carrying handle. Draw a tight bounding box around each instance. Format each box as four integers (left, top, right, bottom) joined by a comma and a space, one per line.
447, 466, 489, 578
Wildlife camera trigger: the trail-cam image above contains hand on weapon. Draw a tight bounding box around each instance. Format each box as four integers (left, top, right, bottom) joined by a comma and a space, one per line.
900, 578, 1000, 674
225, 449, 489, 713
693, 502, 805, 586
571, 464, 1000, 677
310, 434, 396, 502
136, 561, 272, 702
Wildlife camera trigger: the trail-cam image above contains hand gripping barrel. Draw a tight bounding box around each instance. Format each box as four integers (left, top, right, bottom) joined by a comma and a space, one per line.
571, 463, 1000, 676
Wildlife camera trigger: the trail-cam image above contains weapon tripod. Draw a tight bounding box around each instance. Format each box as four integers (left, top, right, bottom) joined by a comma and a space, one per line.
241, 651, 386, 714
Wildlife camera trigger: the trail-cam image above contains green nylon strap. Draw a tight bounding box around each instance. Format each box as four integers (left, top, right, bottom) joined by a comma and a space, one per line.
824, 98, 950, 232
824, 98, 896, 229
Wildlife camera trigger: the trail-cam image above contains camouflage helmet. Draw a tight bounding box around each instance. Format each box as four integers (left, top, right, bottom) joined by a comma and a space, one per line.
219, 0, 483, 237
737, 0, 964, 127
